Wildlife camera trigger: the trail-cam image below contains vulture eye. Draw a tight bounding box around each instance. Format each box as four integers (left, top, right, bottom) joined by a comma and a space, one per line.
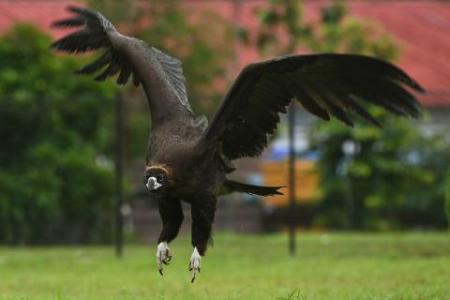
156, 175, 164, 182
144, 175, 149, 184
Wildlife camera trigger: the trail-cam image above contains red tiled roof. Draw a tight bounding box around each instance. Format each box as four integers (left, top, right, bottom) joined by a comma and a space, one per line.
0, 0, 77, 39
350, 1, 450, 107
1, 0, 449, 107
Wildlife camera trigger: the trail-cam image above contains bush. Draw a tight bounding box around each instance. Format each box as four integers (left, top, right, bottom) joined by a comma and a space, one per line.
0, 25, 117, 244
310, 109, 450, 230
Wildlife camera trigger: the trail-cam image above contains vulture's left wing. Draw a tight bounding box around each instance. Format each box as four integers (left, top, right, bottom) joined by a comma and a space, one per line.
202, 54, 424, 160
51, 6, 193, 125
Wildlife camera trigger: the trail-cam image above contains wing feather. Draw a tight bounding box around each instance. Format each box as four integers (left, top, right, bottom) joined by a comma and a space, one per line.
151, 47, 192, 112
203, 54, 424, 160
51, 5, 194, 123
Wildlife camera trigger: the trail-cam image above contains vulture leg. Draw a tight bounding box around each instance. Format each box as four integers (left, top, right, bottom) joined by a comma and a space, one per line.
189, 195, 217, 283
156, 197, 184, 275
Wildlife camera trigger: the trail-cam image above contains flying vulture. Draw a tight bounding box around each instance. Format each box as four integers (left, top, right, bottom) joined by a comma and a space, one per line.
51, 6, 424, 282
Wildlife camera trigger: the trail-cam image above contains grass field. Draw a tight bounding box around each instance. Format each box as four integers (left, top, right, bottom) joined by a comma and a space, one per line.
0, 233, 449, 300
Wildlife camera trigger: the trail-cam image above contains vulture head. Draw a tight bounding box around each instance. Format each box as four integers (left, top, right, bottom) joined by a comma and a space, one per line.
144, 165, 173, 192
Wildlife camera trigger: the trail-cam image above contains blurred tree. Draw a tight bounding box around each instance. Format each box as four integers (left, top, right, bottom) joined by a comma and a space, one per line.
250, 0, 448, 229
89, 0, 233, 160
310, 112, 449, 230
0, 25, 117, 244
252, 0, 398, 59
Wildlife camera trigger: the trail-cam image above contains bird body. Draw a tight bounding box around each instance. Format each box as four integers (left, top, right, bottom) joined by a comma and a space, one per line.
52, 6, 424, 282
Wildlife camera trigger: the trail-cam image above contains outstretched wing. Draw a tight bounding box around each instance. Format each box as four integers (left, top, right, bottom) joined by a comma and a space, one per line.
51, 6, 193, 124
203, 54, 424, 160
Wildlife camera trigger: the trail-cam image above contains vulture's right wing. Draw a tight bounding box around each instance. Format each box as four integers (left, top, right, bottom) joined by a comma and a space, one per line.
51, 6, 193, 125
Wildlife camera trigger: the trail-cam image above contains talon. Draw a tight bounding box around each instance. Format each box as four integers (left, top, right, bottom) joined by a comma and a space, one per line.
188, 247, 202, 283
156, 242, 172, 276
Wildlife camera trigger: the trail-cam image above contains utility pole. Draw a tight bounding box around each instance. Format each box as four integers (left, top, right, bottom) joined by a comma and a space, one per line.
288, 102, 297, 256
286, 0, 299, 257
115, 93, 124, 258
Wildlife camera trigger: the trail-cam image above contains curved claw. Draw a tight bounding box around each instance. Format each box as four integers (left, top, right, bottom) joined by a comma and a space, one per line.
162, 258, 171, 266
156, 242, 172, 276
189, 247, 202, 283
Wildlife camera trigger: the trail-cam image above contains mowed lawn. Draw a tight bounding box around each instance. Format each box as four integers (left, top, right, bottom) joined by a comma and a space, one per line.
0, 233, 449, 300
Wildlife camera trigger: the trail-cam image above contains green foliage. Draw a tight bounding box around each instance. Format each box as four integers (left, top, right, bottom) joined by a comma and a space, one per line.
306, 2, 399, 59
252, 0, 398, 59
253, 0, 308, 55
310, 111, 450, 230
0, 25, 117, 244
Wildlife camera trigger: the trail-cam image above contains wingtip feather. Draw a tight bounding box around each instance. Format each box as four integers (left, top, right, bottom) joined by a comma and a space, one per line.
411, 82, 426, 94
51, 18, 85, 28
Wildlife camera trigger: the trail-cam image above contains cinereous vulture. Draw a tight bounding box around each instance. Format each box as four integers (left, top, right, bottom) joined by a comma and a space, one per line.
52, 6, 423, 282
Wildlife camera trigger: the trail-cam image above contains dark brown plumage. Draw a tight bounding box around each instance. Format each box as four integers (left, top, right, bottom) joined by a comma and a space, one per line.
51, 6, 424, 282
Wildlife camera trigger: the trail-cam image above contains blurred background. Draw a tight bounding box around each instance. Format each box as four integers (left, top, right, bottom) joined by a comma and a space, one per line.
0, 1, 449, 299
1, 0, 449, 244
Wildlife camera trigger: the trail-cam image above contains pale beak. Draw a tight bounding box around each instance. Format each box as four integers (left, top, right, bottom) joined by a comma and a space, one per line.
146, 176, 162, 191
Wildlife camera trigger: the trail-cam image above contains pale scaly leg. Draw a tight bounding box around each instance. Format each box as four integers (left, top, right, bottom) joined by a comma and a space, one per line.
156, 198, 183, 276
189, 196, 216, 283
189, 247, 202, 283
156, 241, 172, 275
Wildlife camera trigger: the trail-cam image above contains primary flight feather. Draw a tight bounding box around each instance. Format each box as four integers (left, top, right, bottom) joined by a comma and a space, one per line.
51, 6, 424, 282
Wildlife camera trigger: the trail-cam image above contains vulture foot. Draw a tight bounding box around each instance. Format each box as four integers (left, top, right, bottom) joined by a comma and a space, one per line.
189, 247, 201, 283
156, 242, 172, 275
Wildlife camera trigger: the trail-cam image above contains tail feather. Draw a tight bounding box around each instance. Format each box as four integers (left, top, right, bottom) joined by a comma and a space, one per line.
224, 180, 283, 197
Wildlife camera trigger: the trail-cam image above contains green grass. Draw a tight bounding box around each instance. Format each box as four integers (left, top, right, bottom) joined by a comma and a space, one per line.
0, 233, 449, 300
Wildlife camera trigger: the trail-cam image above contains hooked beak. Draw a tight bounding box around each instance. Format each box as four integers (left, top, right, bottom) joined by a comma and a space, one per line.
146, 177, 162, 191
